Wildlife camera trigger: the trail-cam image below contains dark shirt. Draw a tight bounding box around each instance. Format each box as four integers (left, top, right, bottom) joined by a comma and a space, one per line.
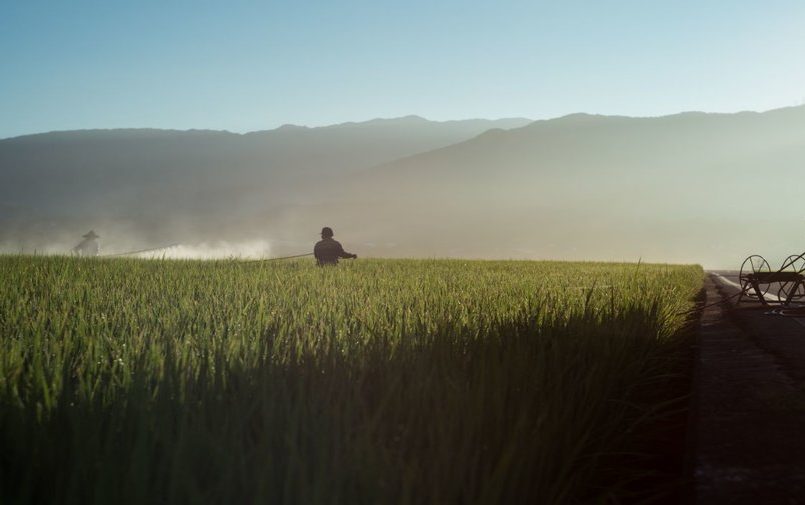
314, 238, 353, 265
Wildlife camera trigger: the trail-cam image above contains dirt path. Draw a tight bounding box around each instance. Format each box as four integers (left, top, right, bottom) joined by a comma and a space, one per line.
689, 274, 805, 504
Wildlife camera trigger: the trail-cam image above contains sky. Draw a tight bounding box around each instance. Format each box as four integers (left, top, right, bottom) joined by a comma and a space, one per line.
2, 0, 805, 139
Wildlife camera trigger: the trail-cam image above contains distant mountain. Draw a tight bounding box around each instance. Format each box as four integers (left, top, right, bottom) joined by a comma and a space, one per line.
0, 116, 530, 250
312, 106, 805, 267
3, 107, 804, 267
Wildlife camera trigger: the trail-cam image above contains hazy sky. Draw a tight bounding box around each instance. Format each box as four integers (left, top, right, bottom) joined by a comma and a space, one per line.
2, 0, 805, 139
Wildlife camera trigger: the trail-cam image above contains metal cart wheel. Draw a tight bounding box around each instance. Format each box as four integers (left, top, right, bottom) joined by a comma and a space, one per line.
739, 255, 771, 299
778, 282, 805, 303
778, 254, 805, 303
780, 254, 805, 273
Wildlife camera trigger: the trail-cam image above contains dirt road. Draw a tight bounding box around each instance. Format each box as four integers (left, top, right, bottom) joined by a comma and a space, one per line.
689, 273, 805, 504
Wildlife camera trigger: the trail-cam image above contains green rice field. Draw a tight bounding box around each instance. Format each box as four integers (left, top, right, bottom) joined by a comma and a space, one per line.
0, 256, 703, 504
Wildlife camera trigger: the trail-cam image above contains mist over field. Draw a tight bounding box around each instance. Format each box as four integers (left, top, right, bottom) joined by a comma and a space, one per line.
2, 107, 804, 267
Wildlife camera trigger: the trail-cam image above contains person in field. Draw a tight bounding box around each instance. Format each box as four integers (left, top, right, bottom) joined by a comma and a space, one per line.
314, 227, 357, 266
73, 230, 100, 257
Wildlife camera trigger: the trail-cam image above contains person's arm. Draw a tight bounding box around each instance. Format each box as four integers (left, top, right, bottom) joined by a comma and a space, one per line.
336, 242, 357, 259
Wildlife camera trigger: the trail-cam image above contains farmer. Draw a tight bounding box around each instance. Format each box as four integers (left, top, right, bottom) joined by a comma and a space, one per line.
73, 230, 100, 257
314, 227, 357, 266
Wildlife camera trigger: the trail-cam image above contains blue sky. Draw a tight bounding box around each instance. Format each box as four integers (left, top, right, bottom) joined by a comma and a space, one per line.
2, 0, 804, 138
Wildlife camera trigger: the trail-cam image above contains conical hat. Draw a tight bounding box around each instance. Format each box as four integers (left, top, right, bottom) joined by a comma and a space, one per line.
82, 230, 99, 239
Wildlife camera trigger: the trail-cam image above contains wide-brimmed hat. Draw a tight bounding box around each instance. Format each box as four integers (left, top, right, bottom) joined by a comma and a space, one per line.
320, 227, 333, 237
82, 230, 99, 239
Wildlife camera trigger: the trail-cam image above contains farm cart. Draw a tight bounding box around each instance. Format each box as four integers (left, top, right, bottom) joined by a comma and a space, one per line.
738, 253, 805, 306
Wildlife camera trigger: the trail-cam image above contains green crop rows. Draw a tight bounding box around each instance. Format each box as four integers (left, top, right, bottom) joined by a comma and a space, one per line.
0, 256, 702, 504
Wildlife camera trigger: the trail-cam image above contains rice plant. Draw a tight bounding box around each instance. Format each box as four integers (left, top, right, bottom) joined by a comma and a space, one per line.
0, 256, 702, 504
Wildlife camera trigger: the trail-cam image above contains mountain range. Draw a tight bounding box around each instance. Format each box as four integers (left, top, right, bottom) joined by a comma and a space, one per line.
2, 107, 803, 267
0, 116, 530, 250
